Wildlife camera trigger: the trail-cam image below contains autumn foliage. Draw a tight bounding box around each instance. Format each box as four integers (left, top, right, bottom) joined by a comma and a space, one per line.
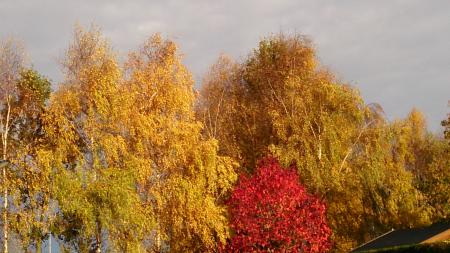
0, 25, 448, 252
224, 158, 332, 252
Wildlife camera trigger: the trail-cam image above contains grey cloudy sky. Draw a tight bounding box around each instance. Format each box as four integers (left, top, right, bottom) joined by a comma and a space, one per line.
1, 0, 449, 132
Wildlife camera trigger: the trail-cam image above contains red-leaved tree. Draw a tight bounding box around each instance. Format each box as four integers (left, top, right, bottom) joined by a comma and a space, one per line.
223, 158, 332, 252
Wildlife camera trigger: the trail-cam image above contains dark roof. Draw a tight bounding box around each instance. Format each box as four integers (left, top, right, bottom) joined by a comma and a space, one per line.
352, 223, 450, 252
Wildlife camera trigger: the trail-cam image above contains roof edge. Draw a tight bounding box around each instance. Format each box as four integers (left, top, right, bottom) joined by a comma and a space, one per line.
351, 228, 395, 252
421, 229, 450, 244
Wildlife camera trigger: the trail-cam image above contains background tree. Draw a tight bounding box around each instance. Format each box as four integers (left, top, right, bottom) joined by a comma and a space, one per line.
395, 109, 450, 222
7, 69, 52, 252
442, 102, 449, 140
414, 137, 450, 222
348, 110, 431, 242
196, 55, 245, 165
224, 157, 332, 253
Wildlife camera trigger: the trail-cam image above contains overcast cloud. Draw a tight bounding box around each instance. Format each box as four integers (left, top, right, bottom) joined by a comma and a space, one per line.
0, 0, 449, 131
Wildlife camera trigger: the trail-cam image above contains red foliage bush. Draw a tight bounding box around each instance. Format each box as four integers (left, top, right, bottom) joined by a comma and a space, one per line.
223, 157, 332, 252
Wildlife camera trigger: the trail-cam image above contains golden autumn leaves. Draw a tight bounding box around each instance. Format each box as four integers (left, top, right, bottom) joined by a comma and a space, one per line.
0, 24, 448, 253
1, 26, 237, 252
43, 26, 238, 252
196, 34, 449, 252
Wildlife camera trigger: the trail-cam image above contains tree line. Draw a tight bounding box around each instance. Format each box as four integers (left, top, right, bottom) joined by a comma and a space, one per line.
0, 25, 448, 252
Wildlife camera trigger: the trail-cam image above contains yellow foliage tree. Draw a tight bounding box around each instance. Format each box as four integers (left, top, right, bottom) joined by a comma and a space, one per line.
41, 25, 150, 252
123, 34, 237, 252
197, 34, 431, 252
8, 69, 52, 253
0, 37, 25, 253
40, 26, 237, 252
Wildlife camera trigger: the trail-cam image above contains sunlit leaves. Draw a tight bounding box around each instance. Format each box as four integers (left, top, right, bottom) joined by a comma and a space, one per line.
197, 33, 441, 252
1, 26, 448, 253
42, 25, 150, 252
124, 34, 237, 251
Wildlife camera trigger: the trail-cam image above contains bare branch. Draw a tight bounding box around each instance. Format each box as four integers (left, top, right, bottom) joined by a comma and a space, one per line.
267, 79, 290, 118
339, 119, 376, 173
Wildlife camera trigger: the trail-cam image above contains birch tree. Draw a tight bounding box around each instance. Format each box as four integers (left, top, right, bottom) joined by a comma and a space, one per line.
0, 38, 26, 253
197, 34, 430, 252
124, 34, 237, 252
43, 25, 150, 252
8, 69, 52, 253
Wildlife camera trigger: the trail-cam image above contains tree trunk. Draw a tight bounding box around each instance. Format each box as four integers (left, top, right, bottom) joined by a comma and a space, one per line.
156, 222, 161, 253
2, 165, 7, 253
48, 234, 51, 253
36, 239, 42, 253
2, 97, 11, 253
95, 222, 101, 253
